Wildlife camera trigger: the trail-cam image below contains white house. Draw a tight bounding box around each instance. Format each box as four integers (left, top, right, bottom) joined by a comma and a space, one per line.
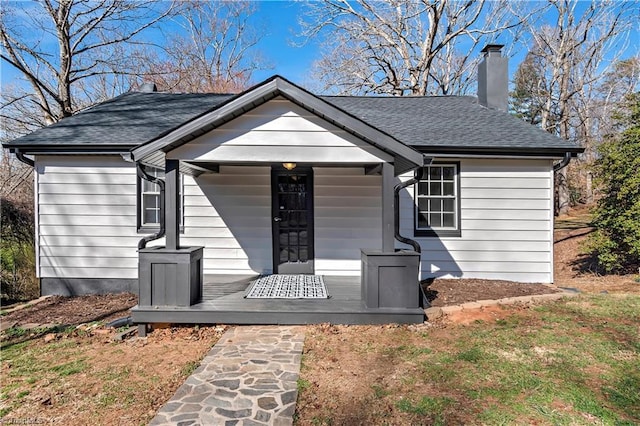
3, 46, 582, 325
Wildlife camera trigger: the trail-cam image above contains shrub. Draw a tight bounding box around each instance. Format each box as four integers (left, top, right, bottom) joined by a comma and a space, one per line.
585, 93, 640, 274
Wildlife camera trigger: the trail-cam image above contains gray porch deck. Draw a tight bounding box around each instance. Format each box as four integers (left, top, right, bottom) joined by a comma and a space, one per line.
131, 275, 425, 325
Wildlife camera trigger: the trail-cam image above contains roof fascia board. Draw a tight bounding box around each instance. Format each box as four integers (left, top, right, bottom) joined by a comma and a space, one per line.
416, 147, 583, 158
423, 153, 570, 160
9, 146, 134, 155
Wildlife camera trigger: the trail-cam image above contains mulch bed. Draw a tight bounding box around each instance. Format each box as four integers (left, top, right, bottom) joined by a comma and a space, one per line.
2, 293, 137, 327
424, 278, 560, 307
1, 279, 562, 328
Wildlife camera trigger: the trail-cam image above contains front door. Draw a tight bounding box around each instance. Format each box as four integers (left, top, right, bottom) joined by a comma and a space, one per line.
272, 168, 314, 274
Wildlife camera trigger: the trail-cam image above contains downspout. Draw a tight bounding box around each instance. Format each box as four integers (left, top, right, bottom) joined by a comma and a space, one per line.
14, 149, 35, 167
553, 152, 572, 172
137, 163, 165, 249
394, 156, 432, 253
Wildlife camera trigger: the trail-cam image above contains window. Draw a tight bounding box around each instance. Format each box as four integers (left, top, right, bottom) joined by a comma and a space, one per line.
137, 167, 183, 232
415, 163, 460, 237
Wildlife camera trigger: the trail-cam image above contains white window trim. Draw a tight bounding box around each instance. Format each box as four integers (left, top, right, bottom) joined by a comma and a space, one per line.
414, 162, 461, 238
137, 166, 184, 232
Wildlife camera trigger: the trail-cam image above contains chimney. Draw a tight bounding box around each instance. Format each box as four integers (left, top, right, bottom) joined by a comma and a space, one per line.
139, 82, 157, 93
477, 44, 508, 111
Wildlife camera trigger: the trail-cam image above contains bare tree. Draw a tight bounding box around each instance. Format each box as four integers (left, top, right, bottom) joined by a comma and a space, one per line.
299, 0, 532, 96
132, 1, 268, 94
521, 0, 634, 214
0, 0, 173, 135
0, 152, 37, 301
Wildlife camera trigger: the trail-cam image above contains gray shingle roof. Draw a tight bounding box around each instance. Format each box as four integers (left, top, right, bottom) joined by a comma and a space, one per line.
5, 92, 233, 148
324, 95, 579, 152
4, 85, 581, 155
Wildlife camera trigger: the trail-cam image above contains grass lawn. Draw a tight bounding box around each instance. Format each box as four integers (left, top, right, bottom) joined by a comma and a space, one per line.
296, 294, 640, 425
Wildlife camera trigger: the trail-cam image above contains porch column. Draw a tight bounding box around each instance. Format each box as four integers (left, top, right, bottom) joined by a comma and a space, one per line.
382, 162, 394, 252
165, 159, 180, 250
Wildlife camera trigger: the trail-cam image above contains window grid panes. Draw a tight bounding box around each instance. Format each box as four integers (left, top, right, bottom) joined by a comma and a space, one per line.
415, 164, 458, 230
140, 167, 183, 228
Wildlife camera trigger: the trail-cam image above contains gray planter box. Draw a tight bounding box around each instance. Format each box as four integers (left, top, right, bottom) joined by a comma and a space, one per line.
138, 246, 204, 307
361, 250, 420, 309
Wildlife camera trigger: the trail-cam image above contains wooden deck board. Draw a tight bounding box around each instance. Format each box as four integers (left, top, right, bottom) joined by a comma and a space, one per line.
131, 274, 425, 325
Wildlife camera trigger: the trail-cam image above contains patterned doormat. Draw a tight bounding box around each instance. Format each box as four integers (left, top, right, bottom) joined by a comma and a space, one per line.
245, 275, 328, 299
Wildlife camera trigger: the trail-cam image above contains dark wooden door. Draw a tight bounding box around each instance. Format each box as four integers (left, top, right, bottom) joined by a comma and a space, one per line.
272, 168, 314, 274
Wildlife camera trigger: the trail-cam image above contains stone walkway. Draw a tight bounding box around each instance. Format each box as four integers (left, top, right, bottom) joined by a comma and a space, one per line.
149, 326, 305, 426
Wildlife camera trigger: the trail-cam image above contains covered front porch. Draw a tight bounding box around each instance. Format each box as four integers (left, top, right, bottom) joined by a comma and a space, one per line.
131, 274, 426, 325
129, 77, 427, 328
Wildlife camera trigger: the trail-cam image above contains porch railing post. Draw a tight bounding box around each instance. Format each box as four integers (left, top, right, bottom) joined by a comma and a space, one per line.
165, 159, 180, 250
382, 162, 394, 252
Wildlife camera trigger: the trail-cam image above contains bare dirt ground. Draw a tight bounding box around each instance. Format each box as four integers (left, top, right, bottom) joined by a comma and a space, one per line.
553, 207, 639, 294
1, 207, 639, 425
425, 279, 559, 307
1, 293, 137, 328
0, 324, 227, 425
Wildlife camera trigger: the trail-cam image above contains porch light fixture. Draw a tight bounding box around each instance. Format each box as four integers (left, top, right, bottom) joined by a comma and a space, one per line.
282, 162, 297, 170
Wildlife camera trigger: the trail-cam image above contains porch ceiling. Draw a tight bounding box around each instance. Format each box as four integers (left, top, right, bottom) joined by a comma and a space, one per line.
140, 156, 395, 178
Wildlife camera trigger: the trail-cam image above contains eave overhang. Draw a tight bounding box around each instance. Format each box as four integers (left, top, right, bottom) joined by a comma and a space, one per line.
6, 145, 135, 155
415, 145, 584, 159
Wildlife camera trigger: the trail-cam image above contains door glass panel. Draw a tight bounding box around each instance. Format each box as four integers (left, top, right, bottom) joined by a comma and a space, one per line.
289, 231, 298, 246
289, 247, 299, 262
278, 211, 288, 227
279, 230, 289, 246
274, 172, 312, 270
299, 248, 308, 262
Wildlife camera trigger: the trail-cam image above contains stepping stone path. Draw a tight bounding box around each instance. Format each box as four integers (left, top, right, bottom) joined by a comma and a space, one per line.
149, 326, 305, 426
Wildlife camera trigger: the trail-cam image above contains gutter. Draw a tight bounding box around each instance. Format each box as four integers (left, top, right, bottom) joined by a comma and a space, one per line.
136, 163, 165, 249
394, 156, 432, 254
553, 152, 572, 172
14, 149, 35, 167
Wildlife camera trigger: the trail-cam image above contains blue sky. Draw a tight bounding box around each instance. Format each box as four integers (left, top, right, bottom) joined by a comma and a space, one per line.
249, 1, 319, 86
0, 0, 321, 89
1, 1, 638, 93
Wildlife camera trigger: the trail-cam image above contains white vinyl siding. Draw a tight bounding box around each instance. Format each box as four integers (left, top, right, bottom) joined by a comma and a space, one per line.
179, 166, 383, 276
167, 97, 392, 165
36, 155, 141, 279
180, 166, 273, 275
314, 168, 382, 276
399, 158, 554, 283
